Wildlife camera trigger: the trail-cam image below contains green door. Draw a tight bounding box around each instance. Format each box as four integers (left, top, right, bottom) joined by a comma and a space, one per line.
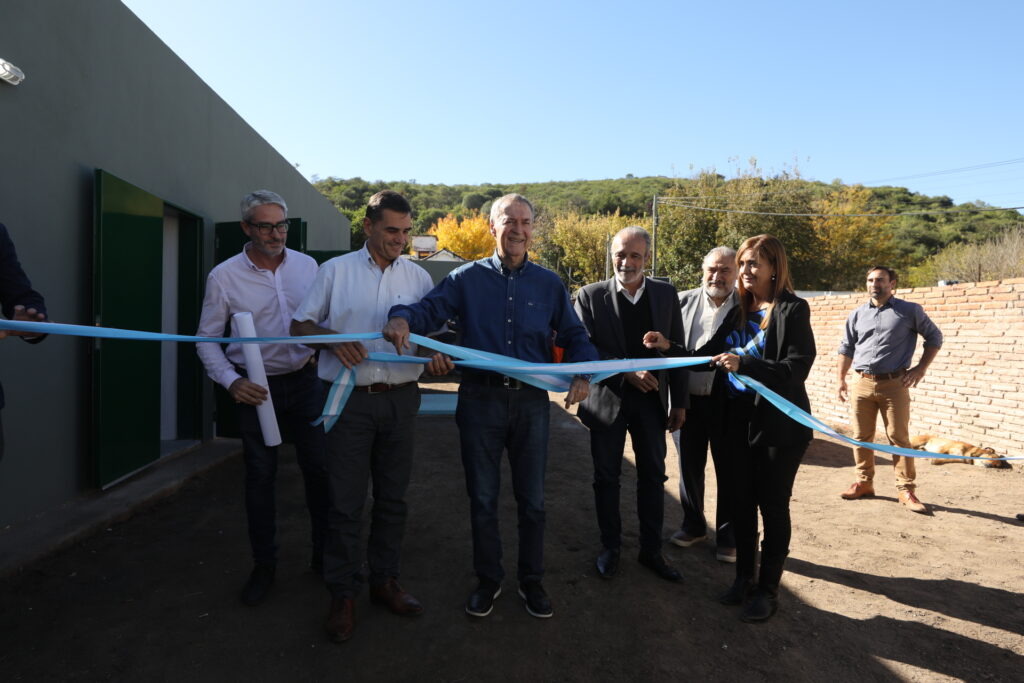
93, 170, 163, 486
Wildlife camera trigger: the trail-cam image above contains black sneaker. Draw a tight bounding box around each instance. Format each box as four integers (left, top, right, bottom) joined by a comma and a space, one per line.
465, 579, 501, 617
517, 580, 553, 619
240, 563, 275, 606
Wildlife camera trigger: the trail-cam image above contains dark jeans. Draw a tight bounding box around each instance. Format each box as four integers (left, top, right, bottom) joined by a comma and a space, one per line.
323, 383, 419, 599
721, 396, 807, 594
238, 362, 329, 568
675, 394, 735, 548
456, 380, 550, 584
590, 388, 667, 554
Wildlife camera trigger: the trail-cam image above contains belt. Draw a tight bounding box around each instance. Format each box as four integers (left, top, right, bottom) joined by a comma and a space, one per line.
462, 373, 532, 390
856, 369, 905, 380
352, 381, 415, 394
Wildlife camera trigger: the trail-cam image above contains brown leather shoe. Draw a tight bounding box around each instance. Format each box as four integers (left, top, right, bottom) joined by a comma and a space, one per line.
840, 481, 875, 500
898, 490, 928, 514
325, 598, 354, 643
369, 578, 424, 616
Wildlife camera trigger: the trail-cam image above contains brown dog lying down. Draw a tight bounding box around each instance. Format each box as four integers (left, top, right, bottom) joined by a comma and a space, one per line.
910, 434, 1010, 468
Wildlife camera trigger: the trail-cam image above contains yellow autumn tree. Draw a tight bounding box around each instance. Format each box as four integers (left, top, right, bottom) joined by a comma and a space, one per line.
426, 212, 493, 261
811, 184, 896, 290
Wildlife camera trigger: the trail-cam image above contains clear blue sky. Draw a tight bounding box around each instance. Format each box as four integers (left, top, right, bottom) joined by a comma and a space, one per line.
122, 0, 1024, 208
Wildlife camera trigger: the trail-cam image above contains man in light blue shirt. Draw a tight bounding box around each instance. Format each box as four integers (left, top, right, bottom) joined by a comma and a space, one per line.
836, 266, 942, 513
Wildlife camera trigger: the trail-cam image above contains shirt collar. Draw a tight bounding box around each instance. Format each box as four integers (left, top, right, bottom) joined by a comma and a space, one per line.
869, 295, 897, 310
615, 277, 646, 298
489, 250, 530, 275
360, 244, 403, 272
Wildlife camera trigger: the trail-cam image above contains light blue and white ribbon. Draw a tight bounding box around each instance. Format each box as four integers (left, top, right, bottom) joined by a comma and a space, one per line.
1, 319, 1018, 462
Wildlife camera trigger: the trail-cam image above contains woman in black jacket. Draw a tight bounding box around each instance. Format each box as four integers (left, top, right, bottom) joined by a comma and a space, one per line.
645, 234, 815, 622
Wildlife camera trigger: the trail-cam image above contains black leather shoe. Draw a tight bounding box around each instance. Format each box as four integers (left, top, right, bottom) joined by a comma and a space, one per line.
719, 576, 753, 605
518, 580, 553, 618
465, 579, 501, 617
596, 547, 620, 579
740, 588, 779, 623
240, 563, 275, 606
638, 552, 682, 582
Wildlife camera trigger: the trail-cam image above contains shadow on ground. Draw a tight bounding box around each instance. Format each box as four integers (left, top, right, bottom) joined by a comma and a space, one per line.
1, 399, 1020, 681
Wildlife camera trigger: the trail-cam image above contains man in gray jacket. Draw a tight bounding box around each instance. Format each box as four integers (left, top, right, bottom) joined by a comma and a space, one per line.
669, 247, 739, 562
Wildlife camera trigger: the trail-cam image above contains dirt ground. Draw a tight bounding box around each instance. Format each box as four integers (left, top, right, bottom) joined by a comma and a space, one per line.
1, 383, 1022, 682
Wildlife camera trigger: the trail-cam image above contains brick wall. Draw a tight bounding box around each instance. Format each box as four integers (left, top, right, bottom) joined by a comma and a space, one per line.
805, 278, 1024, 459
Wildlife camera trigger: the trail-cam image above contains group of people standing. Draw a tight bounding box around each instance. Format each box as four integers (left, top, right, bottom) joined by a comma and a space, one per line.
195, 187, 944, 641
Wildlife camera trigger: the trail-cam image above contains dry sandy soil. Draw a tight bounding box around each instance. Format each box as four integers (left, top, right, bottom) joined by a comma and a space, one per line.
1, 382, 1022, 682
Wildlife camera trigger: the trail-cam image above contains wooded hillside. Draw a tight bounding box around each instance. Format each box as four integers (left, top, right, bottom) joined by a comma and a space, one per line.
313, 171, 1022, 290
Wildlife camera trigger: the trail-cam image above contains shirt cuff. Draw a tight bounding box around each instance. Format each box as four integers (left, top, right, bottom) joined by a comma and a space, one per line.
214, 368, 244, 391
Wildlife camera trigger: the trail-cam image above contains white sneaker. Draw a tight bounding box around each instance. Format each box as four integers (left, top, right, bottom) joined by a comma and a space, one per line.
669, 530, 708, 548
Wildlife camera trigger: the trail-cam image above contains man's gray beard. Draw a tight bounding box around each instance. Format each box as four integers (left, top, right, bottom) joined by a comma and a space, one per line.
617, 271, 641, 283
705, 284, 732, 299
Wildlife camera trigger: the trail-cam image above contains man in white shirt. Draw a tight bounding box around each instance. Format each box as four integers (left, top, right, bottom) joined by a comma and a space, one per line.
668, 247, 739, 562
196, 190, 329, 607
291, 190, 444, 644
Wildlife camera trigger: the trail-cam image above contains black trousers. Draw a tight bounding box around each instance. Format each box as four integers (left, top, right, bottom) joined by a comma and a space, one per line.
676, 394, 734, 548
237, 362, 329, 567
323, 383, 419, 599
589, 389, 667, 554
721, 396, 807, 593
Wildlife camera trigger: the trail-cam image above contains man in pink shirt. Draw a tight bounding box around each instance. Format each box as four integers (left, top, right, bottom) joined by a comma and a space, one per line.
196, 190, 329, 606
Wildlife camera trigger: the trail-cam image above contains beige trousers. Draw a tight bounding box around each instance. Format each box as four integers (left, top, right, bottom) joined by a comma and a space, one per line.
850, 374, 916, 491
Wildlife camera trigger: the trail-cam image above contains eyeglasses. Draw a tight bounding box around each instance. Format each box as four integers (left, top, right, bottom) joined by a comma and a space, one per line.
246, 220, 290, 235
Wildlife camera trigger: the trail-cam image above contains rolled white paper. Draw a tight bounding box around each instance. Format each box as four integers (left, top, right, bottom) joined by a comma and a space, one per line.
232, 312, 282, 447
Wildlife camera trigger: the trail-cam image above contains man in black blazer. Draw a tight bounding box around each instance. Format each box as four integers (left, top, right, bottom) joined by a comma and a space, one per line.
0, 222, 49, 462
575, 227, 687, 582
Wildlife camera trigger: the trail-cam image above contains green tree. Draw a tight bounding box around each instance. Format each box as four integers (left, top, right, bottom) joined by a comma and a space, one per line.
462, 192, 487, 210
537, 211, 641, 290
809, 184, 896, 290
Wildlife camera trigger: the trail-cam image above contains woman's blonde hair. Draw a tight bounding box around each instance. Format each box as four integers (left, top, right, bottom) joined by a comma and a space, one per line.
735, 234, 794, 330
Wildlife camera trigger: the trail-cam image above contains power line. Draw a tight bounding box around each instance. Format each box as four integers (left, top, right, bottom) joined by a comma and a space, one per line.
861, 157, 1024, 184
655, 198, 1024, 218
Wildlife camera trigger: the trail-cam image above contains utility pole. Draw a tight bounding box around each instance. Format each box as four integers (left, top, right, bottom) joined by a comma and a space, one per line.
604, 233, 611, 279
651, 194, 658, 277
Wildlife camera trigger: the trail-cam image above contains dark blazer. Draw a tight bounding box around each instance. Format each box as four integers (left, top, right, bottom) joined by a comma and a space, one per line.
574, 277, 688, 430
683, 290, 816, 449
0, 223, 48, 410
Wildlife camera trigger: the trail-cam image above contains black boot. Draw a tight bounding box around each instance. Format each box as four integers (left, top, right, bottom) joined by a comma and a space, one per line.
718, 574, 753, 606
740, 586, 778, 622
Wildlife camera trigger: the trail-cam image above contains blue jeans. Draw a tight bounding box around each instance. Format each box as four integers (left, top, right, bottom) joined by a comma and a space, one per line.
456, 380, 550, 584
238, 363, 329, 567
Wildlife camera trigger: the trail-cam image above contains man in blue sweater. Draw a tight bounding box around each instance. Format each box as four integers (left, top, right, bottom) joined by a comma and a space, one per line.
383, 194, 597, 619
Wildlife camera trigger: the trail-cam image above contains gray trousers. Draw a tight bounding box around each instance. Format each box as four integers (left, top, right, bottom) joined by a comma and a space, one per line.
322, 382, 420, 599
